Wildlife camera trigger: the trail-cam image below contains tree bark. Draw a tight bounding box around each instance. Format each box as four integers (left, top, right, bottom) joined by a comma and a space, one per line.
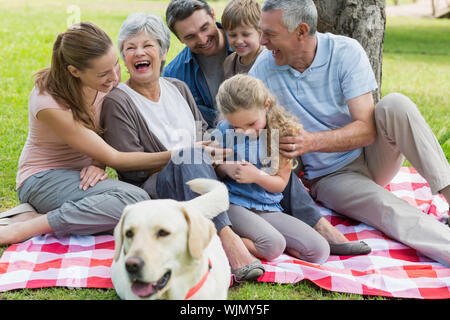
312, 0, 386, 103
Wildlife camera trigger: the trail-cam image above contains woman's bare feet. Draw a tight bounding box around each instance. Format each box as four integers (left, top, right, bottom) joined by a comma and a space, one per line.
218, 226, 257, 270
6, 210, 42, 224
313, 217, 349, 244
313, 217, 372, 255
0, 214, 53, 246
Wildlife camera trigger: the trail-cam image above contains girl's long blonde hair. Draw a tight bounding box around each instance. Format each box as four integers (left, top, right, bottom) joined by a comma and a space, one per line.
216, 74, 302, 173
34, 22, 113, 134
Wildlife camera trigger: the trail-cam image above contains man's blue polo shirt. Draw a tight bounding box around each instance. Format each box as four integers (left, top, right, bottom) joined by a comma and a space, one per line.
249, 32, 378, 180
162, 23, 234, 128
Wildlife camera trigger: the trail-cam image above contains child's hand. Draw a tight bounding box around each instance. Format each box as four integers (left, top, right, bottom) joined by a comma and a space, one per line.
233, 161, 264, 184
217, 161, 242, 178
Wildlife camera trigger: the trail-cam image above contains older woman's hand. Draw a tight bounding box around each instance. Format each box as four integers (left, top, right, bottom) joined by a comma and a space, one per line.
79, 165, 108, 191
194, 140, 234, 164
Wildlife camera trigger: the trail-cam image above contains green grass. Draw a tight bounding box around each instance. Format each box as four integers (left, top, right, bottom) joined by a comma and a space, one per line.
382, 17, 450, 159
386, 0, 417, 5
0, 1, 449, 300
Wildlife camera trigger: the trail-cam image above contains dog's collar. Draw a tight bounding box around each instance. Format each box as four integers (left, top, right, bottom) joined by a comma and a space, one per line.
184, 258, 212, 300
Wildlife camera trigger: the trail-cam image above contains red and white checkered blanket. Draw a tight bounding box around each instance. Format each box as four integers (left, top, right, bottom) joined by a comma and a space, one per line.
0, 167, 448, 299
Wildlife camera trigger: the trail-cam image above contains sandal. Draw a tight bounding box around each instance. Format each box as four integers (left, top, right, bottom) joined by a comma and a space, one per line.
0, 203, 35, 219
329, 241, 372, 256
231, 260, 265, 282
0, 218, 12, 226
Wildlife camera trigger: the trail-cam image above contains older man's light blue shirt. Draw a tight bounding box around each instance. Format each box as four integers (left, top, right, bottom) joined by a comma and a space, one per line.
249, 32, 378, 179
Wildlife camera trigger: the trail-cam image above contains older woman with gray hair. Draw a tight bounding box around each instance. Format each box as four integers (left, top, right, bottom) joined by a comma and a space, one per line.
100, 12, 265, 282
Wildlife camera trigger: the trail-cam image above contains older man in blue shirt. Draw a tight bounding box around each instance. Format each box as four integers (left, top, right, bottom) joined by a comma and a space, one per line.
250, 0, 450, 266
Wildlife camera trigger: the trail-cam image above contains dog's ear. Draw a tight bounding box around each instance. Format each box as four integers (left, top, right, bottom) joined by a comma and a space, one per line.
181, 206, 215, 259
113, 205, 131, 262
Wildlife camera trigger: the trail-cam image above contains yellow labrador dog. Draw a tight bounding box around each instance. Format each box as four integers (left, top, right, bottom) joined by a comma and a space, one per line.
111, 178, 231, 300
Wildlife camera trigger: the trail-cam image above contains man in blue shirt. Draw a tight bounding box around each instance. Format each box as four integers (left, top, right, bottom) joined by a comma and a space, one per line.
163, 0, 234, 128
250, 0, 450, 266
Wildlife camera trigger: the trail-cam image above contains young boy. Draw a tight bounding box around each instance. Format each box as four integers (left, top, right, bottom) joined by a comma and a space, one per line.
221, 0, 264, 80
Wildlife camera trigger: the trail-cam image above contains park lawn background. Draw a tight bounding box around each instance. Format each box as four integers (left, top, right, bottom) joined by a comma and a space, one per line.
0, 0, 448, 299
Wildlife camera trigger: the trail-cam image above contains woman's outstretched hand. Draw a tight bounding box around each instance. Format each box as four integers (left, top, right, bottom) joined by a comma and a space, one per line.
194, 140, 234, 164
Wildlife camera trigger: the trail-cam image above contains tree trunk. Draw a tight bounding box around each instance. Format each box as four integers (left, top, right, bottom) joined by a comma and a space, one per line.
312, 0, 386, 103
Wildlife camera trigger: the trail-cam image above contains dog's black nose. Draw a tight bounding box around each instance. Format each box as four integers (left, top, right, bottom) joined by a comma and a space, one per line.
125, 256, 145, 274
